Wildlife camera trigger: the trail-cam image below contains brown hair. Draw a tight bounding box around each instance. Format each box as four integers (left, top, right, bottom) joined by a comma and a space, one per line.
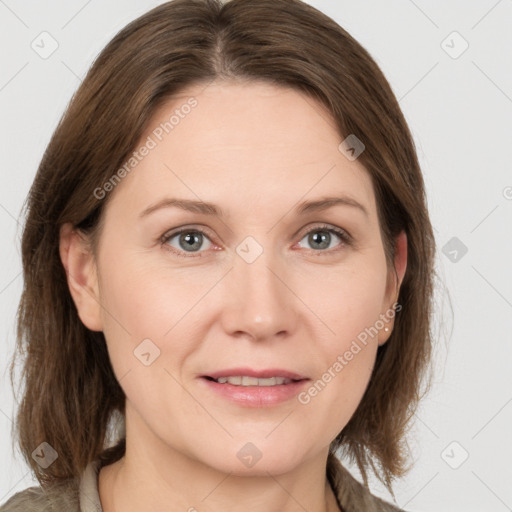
10, 0, 436, 494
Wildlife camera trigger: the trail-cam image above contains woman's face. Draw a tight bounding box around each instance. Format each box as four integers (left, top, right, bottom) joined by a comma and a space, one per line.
68, 80, 405, 475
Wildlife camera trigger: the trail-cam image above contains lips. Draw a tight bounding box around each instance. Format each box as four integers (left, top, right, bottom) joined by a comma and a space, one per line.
199, 368, 310, 407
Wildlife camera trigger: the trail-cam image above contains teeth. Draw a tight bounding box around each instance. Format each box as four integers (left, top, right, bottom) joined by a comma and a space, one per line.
215, 376, 293, 386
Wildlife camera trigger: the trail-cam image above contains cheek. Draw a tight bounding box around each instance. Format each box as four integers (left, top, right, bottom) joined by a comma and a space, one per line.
95, 244, 217, 394
296, 255, 387, 423
297, 313, 379, 444
309, 251, 389, 346
94, 247, 175, 381
97, 247, 186, 338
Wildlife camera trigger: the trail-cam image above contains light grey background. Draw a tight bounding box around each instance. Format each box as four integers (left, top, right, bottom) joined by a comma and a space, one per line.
1, 1, 511, 510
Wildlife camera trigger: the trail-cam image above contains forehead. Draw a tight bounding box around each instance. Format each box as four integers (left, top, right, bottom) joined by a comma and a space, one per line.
104, 80, 376, 221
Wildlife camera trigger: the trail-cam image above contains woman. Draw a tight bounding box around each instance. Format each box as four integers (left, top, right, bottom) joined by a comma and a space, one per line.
2, 0, 436, 510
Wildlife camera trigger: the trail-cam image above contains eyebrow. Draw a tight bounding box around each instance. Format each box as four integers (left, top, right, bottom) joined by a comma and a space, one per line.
139, 195, 368, 218
140, 198, 224, 218
296, 196, 368, 217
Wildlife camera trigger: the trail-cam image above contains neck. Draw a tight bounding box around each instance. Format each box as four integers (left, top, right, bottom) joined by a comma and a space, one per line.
99, 411, 341, 512
100, 458, 340, 512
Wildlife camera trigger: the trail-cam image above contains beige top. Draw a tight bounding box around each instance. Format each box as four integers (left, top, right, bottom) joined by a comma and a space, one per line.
1, 453, 406, 511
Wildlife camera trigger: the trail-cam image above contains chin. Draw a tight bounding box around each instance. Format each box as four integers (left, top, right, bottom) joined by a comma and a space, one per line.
195, 439, 311, 477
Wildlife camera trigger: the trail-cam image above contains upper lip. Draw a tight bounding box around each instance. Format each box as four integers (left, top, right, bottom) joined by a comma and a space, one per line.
202, 367, 309, 381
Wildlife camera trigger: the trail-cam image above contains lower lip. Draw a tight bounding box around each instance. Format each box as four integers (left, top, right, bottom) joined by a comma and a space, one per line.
200, 377, 310, 407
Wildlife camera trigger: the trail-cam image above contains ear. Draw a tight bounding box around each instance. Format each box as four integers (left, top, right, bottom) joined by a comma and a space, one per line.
59, 223, 103, 332
378, 230, 407, 346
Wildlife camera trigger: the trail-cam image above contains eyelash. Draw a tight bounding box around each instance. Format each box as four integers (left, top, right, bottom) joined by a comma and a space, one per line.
160, 224, 352, 259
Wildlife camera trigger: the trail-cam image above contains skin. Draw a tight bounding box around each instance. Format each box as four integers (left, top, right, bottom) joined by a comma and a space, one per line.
60, 79, 407, 512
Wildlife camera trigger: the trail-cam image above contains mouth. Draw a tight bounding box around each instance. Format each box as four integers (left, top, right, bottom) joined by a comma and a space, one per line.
201, 367, 309, 387
202, 375, 305, 387
199, 367, 310, 406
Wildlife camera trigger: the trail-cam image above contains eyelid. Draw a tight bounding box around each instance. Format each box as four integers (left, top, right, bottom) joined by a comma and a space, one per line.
161, 223, 216, 242
296, 223, 352, 243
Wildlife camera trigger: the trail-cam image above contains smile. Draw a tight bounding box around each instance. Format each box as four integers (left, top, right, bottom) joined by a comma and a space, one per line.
208, 376, 296, 386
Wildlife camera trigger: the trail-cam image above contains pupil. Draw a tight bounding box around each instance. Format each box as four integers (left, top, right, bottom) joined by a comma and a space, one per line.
181, 232, 201, 251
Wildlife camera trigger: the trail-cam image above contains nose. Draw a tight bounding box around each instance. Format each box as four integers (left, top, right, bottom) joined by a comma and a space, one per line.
220, 248, 298, 342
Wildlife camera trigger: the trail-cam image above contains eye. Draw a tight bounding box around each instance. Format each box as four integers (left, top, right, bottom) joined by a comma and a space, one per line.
296, 224, 351, 253
161, 228, 213, 258
160, 223, 352, 259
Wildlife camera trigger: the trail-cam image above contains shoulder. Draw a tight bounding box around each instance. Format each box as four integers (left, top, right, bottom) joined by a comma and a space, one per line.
327, 453, 408, 512
1, 460, 102, 512
0, 480, 80, 512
